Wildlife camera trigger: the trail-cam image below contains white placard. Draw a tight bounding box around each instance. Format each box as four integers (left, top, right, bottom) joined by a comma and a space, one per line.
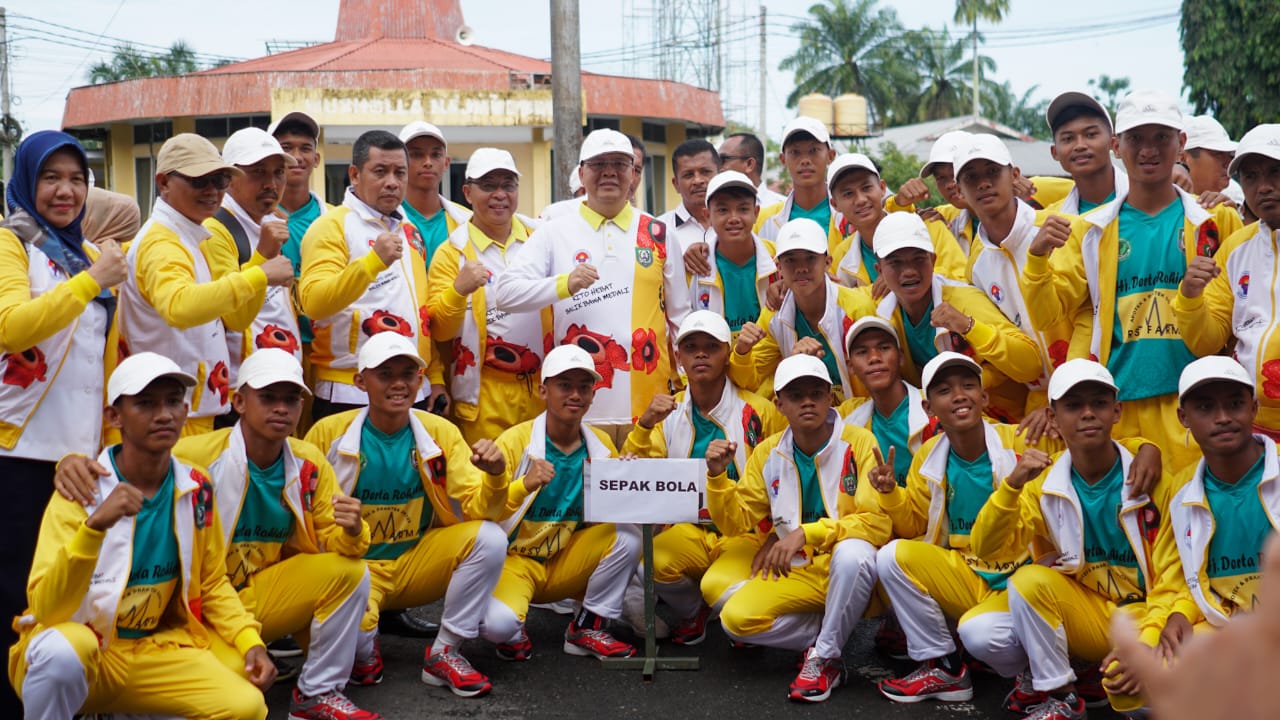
584, 458, 706, 524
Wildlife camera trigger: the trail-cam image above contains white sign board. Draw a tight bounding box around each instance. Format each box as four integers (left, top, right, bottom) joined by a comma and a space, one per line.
584, 459, 705, 524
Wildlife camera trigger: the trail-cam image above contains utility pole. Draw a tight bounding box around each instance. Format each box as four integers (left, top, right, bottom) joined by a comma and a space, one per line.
971, 16, 980, 117
0, 7, 11, 182
758, 5, 766, 138
550, 0, 582, 201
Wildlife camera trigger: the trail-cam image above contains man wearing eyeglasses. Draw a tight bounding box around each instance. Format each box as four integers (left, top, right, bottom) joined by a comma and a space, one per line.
495, 128, 692, 446
399, 122, 472, 267
117, 133, 294, 436
428, 148, 549, 446
754, 117, 840, 252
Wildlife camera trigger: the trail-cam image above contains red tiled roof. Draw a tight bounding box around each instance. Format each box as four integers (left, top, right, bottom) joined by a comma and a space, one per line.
62, 1, 724, 130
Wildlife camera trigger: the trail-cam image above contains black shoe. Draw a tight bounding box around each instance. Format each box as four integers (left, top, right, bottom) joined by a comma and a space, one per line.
272, 655, 300, 684
379, 609, 440, 638
268, 635, 304, 658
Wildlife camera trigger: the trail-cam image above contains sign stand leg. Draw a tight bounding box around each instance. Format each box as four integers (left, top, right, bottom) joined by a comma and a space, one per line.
601, 524, 700, 679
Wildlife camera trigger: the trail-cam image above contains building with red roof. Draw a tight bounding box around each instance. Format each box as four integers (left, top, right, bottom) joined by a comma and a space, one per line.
62, 0, 725, 216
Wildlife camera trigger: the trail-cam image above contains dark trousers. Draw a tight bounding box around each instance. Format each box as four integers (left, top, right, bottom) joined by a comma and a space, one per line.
0, 457, 56, 717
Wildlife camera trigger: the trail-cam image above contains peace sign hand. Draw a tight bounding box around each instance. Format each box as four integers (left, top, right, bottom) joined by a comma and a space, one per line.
869, 446, 898, 493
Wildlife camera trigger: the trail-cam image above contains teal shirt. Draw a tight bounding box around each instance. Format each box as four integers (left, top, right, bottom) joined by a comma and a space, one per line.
112, 448, 179, 640
715, 251, 762, 333
1075, 459, 1144, 600
226, 454, 294, 589
1077, 190, 1115, 215
859, 240, 880, 282
1109, 200, 1195, 401
789, 198, 832, 234
356, 420, 431, 561
900, 302, 938, 369
403, 202, 450, 266
871, 395, 912, 486
523, 440, 588, 525
1204, 453, 1271, 611
794, 310, 841, 389
285, 194, 322, 342
691, 407, 737, 481
946, 450, 1014, 588
795, 445, 828, 524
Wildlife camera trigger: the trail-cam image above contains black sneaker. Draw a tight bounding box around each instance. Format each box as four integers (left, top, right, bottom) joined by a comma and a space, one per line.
268, 635, 303, 658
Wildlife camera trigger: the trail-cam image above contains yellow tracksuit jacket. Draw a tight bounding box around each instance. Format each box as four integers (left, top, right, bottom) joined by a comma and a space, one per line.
832, 217, 969, 286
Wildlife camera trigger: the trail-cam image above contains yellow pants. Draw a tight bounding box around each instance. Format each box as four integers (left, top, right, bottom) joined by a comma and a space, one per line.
699, 533, 766, 611
1116, 392, 1200, 469
362, 521, 491, 632
720, 553, 833, 640
9, 624, 265, 720
1009, 564, 1145, 712
492, 523, 626, 621
653, 523, 725, 584
456, 374, 544, 446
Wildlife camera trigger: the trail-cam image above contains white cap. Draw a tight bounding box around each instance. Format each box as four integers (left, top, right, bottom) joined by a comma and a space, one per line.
1046, 91, 1113, 134
579, 128, 633, 163
357, 332, 427, 372
921, 351, 981, 393
774, 218, 828, 256
235, 348, 310, 394
541, 344, 603, 383
827, 153, 879, 192
873, 211, 933, 259
221, 127, 299, 168
844, 315, 898, 351
1114, 90, 1184, 134
398, 121, 447, 146
920, 130, 973, 178
705, 170, 758, 207
465, 148, 521, 181
676, 310, 732, 344
774, 353, 832, 390
569, 165, 583, 194
954, 134, 1013, 176
1184, 115, 1237, 153
1229, 124, 1280, 176
1047, 358, 1117, 401
782, 116, 831, 147
107, 352, 197, 405
1178, 356, 1254, 399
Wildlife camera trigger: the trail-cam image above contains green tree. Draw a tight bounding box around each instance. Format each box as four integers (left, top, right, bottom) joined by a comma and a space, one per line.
1181, 2, 1279, 137
88, 41, 200, 84
899, 27, 996, 122
1086, 74, 1131, 120
778, 0, 914, 128
985, 81, 1050, 139
868, 141, 945, 208
953, 0, 1009, 116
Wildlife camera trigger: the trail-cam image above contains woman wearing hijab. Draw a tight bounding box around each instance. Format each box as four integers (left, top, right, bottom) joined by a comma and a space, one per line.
0, 131, 127, 717
81, 186, 141, 247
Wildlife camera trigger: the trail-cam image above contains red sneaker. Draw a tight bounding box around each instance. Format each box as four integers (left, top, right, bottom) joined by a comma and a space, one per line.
496, 628, 533, 662
788, 647, 846, 703
1072, 660, 1109, 708
289, 688, 381, 720
564, 619, 636, 659
1004, 671, 1048, 713
1024, 693, 1087, 720
671, 605, 710, 646
348, 642, 384, 687
878, 659, 974, 703
421, 647, 493, 698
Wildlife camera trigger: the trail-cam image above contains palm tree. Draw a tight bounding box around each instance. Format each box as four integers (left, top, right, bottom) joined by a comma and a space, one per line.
778, 0, 913, 129
953, 0, 1009, 116
902, 28, 996, 122
985, 81, 1049, 138
88, 41, 200, 84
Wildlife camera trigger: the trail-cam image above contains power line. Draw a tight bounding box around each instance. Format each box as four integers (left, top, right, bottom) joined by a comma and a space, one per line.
9, 14, 245, 66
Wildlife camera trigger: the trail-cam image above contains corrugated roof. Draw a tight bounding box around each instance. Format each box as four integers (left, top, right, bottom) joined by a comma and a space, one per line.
863, 115, 1064, 178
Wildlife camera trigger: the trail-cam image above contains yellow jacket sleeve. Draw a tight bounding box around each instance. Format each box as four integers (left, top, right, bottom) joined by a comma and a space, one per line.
706, 438, 773, 537
427, 242, 468, 342
197, 495, 264, 654
1020, 223, 1092, 333
200, 221, 268, 332
1173, 223, 1251, 356
947, 284, 1044, 383
136, 228, 268, 331
970, 473, 1046, 564
493, 424, 532, 519
828, 429, 892, 549
300, 442, 371, 559
622, 420, 669, 459
25, 496, 103, 627
927, 220, 968, 282
299, 210, 389, 320
0, 230, 102, 353
728, 307, 781, 392
876, 435, 938, 540
423, 412, 506, 522
406, 244, 443, 386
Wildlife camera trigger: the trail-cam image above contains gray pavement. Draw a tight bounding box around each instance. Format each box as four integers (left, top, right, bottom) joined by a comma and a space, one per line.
266, 601, 1128, 719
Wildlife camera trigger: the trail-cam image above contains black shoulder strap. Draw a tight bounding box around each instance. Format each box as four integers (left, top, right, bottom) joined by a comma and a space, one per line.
214, 207, 252, 265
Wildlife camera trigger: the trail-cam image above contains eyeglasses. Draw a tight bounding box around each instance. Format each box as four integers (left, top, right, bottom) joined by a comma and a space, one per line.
470, 179, 519, 193
173, 172, 232, 190
582, 159, 634, 173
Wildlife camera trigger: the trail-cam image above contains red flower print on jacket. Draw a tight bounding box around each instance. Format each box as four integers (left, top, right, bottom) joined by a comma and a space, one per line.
485, 336, 541, 375
1196, 220, 1220, 258
1, 346, 47, 389
1047, 340, 1069, 369
255, 324, 299, 354
1262, 359, 1280, 399
561, 324, 628, 389
419, 306, 431, 336
451, 339, 476, 377
362, 309, 413, 337
208, 361, 230, 405
631, 328, 659, 374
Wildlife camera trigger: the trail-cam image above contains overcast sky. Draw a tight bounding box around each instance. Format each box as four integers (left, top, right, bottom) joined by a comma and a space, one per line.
7, 0, 1185, 138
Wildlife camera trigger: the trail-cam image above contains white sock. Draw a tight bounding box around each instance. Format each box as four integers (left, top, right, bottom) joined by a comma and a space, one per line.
431, 627, 464, 655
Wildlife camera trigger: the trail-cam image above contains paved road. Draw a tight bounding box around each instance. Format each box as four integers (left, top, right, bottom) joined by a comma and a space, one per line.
266, 601, 1128, 719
